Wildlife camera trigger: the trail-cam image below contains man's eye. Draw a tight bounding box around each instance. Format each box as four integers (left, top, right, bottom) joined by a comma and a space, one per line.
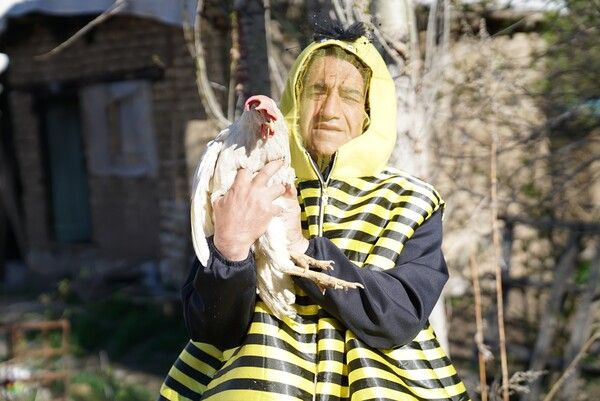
339, 89, 363, 103
342, 94, 362, 103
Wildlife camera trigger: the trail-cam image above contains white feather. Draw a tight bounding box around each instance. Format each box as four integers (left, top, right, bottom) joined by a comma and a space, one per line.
191, 137, 224, 266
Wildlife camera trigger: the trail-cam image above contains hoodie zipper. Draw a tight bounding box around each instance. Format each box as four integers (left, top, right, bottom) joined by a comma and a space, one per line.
306, 153, 335, 237
319, 189, 329, 236
305, 153, 336, 401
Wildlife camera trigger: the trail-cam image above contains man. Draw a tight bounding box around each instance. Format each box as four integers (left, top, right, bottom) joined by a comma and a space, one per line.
159, 22, 469, 401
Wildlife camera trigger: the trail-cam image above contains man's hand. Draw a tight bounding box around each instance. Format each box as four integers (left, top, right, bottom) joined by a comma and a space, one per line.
213, 160, 286, 261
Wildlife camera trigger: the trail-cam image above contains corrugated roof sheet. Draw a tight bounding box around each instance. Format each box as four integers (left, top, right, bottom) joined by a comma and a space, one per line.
0, 0, 197, 33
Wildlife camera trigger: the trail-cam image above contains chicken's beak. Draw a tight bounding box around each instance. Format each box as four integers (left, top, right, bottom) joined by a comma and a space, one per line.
245, 95, 277, 140
260, 120, 275, 139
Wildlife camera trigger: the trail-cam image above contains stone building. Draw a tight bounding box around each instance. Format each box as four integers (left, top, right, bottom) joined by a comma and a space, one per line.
0, 2, 229, 285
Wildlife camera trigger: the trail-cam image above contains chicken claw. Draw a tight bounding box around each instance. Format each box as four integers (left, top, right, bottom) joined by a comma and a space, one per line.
289, 251, 334, 271
282, 260, 364, 291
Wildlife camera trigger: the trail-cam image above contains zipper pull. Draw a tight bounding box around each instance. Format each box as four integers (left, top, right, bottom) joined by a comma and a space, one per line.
322, 189, 329, 205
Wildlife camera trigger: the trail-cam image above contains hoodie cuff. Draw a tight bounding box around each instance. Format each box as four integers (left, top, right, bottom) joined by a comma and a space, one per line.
207, 236, 253, 267
305, 237, 317, 256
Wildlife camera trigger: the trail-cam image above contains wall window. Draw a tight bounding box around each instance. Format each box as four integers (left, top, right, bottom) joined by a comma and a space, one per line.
81, 81, 157, 177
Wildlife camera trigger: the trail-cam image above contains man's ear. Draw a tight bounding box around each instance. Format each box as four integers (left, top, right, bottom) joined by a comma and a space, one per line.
362, 112, 371, 132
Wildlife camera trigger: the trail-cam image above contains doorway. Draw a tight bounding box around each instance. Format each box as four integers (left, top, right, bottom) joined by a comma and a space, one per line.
40, 95, 92, 243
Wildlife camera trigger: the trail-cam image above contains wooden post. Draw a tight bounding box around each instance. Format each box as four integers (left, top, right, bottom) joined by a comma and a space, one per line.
485, 219, 514, 356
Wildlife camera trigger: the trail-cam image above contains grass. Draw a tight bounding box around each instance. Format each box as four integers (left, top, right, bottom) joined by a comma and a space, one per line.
70, 371, 153, 401
2, 285, 189, 400
60, 291, 188, 371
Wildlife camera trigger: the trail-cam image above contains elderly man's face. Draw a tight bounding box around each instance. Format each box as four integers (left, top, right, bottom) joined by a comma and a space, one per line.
299, 55, 367, 159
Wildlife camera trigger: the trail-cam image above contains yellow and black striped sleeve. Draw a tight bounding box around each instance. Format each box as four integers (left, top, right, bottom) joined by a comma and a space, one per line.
182, 237, 257, 350
294, 209, 448, 349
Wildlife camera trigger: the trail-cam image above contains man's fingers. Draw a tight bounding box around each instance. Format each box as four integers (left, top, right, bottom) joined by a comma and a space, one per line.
211, 194, 223, 207
265, 183, 287, 200
252, 159, 284, 187
282, 183, 298, 198
232, 167, 252, 188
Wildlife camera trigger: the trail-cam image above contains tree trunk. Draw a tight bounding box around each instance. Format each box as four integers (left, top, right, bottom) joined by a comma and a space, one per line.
558, 244, 600, 400
371, 0, 451, 352
0, 131, 26, 262
523, 233, 581, 401
234, 0, 272, 107
371, 0, 420, 173
0, 208, 5, 281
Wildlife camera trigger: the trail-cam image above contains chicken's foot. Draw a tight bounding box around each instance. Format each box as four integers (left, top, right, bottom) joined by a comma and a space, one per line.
289, 251, 334, 271
283, 261, 364, 291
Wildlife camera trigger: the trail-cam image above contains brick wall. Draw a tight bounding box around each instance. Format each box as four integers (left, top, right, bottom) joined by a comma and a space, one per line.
2, 14, 228, 282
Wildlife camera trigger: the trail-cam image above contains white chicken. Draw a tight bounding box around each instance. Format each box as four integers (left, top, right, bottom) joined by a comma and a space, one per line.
190, 95, 362, 320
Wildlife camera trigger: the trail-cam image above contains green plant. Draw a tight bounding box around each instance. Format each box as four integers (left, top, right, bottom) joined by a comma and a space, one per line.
70, 370, 153, 401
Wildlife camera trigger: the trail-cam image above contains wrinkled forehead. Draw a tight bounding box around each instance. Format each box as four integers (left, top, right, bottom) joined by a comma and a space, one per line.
296, 46, 371, 95
304, 56, 365, 91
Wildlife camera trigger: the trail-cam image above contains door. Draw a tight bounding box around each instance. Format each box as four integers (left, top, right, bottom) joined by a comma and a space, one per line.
42, 96, 92, 243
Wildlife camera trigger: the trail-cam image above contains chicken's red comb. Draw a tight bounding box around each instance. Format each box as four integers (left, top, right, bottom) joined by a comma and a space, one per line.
244, 95, 278, 121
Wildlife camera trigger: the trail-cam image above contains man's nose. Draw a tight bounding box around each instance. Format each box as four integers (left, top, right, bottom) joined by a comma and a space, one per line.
319, 92, 341, 119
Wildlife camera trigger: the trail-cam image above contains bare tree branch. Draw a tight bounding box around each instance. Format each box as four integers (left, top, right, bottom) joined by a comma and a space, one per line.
184, 0, 230, 129
331, 0, 348, 25
228, 14, 241, 121
34, 0, 127, 60
263, 0, 286, 97
543, 329, 600, 401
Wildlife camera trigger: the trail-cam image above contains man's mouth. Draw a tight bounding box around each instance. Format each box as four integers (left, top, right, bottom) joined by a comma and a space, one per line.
314, 124, 342, 132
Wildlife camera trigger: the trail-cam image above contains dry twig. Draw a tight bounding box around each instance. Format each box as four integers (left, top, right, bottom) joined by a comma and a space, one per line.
543, 329, 600, 401
470, 254, 490, 401
491, 128, 509, 401
35, 0, 127, 60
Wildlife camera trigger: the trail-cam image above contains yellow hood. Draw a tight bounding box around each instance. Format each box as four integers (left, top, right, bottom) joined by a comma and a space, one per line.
280, 37, 397, 181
